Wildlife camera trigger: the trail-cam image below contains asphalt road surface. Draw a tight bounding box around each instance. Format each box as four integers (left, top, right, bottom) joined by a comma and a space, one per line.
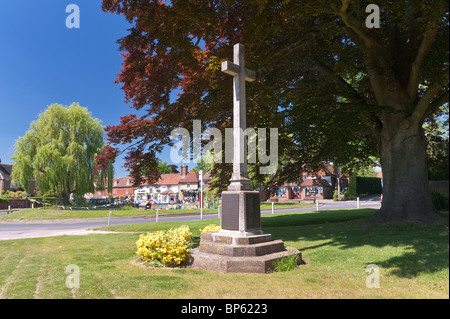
0, 196, 381, 241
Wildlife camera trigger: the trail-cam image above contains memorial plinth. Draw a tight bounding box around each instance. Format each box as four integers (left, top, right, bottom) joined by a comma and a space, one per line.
192, 232, 303, 273
221, 191, 261, 233
191, 43, 303, 273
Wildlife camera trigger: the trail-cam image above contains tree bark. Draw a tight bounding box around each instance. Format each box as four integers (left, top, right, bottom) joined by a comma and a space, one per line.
372, 120, 442, 224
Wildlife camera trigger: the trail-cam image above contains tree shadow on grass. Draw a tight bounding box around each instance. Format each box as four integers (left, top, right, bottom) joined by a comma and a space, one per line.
264, 209, 449, 279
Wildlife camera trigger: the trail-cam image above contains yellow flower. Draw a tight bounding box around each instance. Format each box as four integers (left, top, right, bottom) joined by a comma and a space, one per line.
200, 224, 221, 233
135, 225, 192, 267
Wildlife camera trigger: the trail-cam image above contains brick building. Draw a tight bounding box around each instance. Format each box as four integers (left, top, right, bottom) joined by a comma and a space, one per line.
133, 164, 210, 204
0, 159, 36, 195
111, 176, 135, 197
85, 176, 135, 199
269, 163, 348, 201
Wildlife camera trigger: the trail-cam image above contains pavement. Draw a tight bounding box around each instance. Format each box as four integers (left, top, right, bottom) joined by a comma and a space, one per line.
0, 196, 381, 241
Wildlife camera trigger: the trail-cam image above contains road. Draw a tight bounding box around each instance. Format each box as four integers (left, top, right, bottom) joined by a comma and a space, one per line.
0, 196, 381, 241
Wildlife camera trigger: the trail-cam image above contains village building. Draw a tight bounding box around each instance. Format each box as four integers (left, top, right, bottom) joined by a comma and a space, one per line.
86, 162, 346, 204
178, 165, 200, 203
0, 158, 36, 195
134, 165, 209, 205
268, 163, 348, 202
155, 173, 181, 204
111, 176, 135, 198
85, 176, 135, 201
135, 173, 181, 204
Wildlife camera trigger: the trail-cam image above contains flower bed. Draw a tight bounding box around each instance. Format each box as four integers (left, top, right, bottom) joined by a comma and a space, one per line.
136, 225, 192, 267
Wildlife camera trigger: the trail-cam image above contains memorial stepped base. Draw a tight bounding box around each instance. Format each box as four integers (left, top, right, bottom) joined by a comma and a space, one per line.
191, 231, 303, 273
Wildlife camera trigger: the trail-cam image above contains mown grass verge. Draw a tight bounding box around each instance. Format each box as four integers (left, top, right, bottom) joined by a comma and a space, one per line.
0, 208, 447, 299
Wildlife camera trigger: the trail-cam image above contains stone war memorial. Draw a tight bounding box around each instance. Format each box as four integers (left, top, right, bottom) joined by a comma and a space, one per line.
192, 44, 303, 273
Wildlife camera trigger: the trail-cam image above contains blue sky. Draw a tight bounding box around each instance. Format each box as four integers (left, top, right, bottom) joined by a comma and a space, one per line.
0, 0, 175, 177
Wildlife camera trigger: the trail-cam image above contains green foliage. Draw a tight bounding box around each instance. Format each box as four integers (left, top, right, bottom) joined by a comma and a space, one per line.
355, 177, 383, 196
272, 254, 300, 272
0, 190, 28, 198
208, 154, 232, 200
101, 0, 448, 222
430, 191, 449, 211
333, 190, 340, 201
348, 174, 357, 199
158, 162, 174, 174
424, 116, 449, 181
191, 154, 213, 173
355, 166, 378, 178
333, 190, 352, 201
204, 187, 219, 208
11, 103, 111, 204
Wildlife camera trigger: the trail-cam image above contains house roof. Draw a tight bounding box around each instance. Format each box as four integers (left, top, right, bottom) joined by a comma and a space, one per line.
112, 176, 133, 188
0, 164, 12, 180
301, 163, 347, 178
300, 178, 332, 188
179, 171, 199, 184
160, 190, 175, 195
0, 162, 35, 186
155, 173, 181, 185
113, 170, 203, 188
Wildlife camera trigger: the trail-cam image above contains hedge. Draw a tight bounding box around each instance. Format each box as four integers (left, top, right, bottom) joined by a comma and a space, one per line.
355, 177, 383, 196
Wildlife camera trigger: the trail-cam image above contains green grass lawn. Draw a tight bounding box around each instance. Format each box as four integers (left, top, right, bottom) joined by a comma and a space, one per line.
0, 208, 448, 299
0, 207, 217, 220
260, 202, 314, 210
0, 202, 313, 220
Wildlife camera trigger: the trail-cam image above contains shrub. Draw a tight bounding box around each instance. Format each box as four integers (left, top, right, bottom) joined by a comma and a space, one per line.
333, 190, 352, 201
333, 190, 339, 201
355, 177, 382, 196
430, 191, 449, 211
1, 190, 28, 199
200, 224, 221, 232
272, 254, 300, 272
136, 225, 192, 267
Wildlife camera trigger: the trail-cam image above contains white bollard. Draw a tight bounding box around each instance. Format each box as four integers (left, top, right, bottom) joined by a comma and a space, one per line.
316, 200, 319, 211
107, 211, 112, 227
272, 202, 274, 214
357, 197, 360, 208
8, 205, 11, 214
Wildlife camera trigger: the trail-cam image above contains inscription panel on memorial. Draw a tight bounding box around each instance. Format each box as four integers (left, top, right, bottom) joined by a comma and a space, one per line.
245, 193, 261, 231
221, 193, 239, 230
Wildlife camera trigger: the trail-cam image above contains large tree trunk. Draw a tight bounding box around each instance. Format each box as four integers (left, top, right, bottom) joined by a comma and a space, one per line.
372, 121, 442, 224
59, 190, 70, 206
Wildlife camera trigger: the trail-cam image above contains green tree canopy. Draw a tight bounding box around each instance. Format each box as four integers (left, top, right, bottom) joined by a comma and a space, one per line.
101, 0, 448, 223
12, 103, 113, 204
158, 161, 175, 174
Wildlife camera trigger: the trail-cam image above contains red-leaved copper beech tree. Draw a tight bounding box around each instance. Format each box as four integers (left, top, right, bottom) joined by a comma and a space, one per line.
98, 0, 448, 224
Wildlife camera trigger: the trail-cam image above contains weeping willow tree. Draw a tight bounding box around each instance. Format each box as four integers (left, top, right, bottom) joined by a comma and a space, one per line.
12, 103, 113, 204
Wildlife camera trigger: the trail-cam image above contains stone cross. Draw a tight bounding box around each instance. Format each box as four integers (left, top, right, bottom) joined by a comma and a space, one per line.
192, 43, 302, 274
222, 43, 256, 191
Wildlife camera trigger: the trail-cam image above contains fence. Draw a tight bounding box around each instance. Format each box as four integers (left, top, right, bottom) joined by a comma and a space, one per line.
355, 177, 383, 196
429, 180, 449, 197
0, 199, 31, 209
